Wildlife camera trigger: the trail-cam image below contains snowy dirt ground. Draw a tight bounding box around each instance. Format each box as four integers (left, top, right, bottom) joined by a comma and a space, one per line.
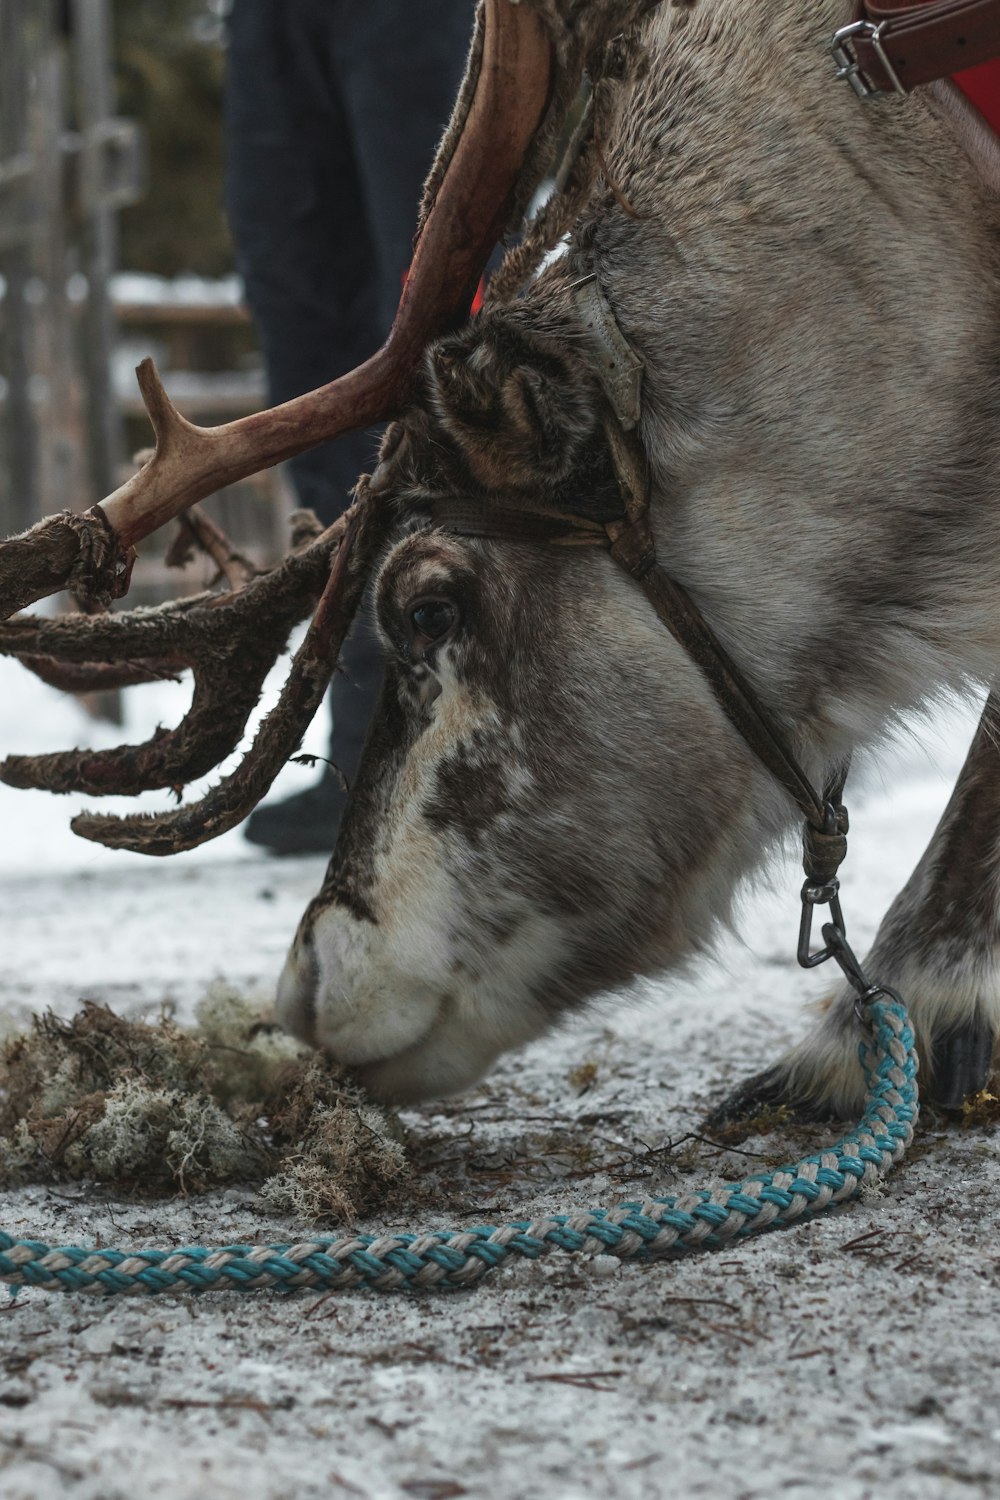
0, 654, 998, 1500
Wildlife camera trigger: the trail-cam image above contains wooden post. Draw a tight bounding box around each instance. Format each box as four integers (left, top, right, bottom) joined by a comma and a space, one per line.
31, 8, 87, 520
0, 0, 141, 720
73, 0, 125, 502
0, 0, 141, 535
0, 0, 39, 533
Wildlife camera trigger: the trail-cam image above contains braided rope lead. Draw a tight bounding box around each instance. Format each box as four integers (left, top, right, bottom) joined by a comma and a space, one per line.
1, 999, 917, 1297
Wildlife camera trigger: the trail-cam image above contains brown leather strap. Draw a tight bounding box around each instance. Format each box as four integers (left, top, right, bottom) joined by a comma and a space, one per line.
430, 295, 837, 833
843, 0, 1000, 95
608, 530, 830, 829
429, 500, 609, 548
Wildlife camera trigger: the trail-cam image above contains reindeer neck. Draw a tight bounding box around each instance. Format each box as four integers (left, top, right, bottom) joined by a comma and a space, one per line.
553, 0, 1000, 776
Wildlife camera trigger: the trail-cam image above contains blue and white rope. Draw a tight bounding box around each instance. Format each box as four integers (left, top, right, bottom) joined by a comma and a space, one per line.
1, 997, 917, 1296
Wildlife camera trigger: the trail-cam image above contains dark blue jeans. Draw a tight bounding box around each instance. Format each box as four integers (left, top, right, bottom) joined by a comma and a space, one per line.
226, 0, 473, 772
226, 0, 474, 521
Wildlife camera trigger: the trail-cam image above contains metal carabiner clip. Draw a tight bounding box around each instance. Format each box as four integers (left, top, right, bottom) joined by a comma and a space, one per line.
797, 878, 846, 970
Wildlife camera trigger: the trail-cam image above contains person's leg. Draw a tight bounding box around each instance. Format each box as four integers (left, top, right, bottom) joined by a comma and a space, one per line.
225, 0, 382, 517
227, 0, 475, 508
227, 0, 388, 854
228, 0, 475, 856
288, 1, 477, 848
331, 0, 477, 331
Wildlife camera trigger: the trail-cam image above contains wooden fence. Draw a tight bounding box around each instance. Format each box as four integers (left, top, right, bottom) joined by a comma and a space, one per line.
0, 0, 289, 599
0, 0, 142, 529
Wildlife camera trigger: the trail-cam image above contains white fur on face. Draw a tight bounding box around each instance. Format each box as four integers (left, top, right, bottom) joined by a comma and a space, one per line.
285, 898, 568, 1102
276, 657, 570, 1103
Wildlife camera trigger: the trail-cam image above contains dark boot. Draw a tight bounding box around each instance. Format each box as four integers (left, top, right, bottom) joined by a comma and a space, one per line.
244, 604, 385, 856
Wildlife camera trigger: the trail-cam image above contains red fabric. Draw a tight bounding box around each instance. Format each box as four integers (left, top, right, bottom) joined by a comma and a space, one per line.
953, 57, 1000, 135
401, 268, 486, 316
878, 0, 1000, 135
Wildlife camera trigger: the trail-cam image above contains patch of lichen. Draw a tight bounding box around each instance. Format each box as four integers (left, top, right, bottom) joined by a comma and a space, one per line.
568, 1060, 598, 1094
0, 990, 407, 1221
260, 1056, 407, 1222
961, 1083, 1000, 1128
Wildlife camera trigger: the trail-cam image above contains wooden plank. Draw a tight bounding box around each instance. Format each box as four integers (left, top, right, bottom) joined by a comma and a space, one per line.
116, 301, 251, 327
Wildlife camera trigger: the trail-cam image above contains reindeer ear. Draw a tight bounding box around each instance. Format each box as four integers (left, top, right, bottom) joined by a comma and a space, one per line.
426, 316, 599, 491
428, 346, 494, 424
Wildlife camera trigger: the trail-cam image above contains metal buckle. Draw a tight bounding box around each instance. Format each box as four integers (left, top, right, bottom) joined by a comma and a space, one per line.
831, 19, 906, 100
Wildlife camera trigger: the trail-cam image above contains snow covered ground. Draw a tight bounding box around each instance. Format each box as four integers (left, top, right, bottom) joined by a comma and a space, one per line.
0, 657, 998, 1500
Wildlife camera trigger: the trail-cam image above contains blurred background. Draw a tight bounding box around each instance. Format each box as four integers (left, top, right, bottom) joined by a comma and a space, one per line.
0, 0, 286, 635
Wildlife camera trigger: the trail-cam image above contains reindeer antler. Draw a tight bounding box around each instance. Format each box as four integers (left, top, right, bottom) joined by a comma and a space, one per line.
0, 515, 346, 798
0, 0, 553, 623
0, 0, 655, 854
71, 504, 381, 855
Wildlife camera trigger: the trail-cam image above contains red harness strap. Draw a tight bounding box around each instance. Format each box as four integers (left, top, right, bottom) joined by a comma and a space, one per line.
954, 56, 1000, 133
841, 0, 1000, 128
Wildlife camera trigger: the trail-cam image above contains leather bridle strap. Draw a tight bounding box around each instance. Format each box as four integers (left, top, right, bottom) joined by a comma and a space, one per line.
606, 516, 833, 834
421, 501, 610, 549
595, 414, 841, 837
430, 479, 839, 840
839, 0, 1000, 95
429, 268, 847, 867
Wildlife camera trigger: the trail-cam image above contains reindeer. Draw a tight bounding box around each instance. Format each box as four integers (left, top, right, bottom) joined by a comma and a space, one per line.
2, 0, 999, 1123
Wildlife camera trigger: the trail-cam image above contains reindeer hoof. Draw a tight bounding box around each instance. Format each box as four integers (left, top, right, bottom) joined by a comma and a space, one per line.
704, 1064, 841, 1136
927, 1017, 995, 1112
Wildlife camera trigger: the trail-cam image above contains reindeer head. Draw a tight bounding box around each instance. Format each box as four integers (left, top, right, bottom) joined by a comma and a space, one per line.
273, 300, 756, 1101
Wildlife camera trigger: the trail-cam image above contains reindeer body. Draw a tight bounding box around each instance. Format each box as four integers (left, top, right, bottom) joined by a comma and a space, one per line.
270, 0, 1000, 1107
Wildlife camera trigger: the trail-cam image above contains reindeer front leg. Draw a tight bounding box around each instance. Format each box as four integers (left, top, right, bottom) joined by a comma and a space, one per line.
711, 691, 1000, 1125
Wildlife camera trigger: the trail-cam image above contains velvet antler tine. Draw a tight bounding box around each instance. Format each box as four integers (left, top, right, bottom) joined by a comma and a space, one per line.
2, 650, 267, 797
0, 520, 346, 796
0, 594, 216, 663
166, 505, 258, 591
0, 507, 132, 621
71, 503, 383, 853
16, 656, 187, 694
0, 514, 345, 667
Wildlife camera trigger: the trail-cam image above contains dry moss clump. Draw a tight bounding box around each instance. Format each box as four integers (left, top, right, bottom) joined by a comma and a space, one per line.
0, 990, 406, 1222
961, 1083, 1000, 1128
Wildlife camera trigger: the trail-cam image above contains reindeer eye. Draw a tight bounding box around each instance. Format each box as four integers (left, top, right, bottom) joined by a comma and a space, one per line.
409, 599, 457, 644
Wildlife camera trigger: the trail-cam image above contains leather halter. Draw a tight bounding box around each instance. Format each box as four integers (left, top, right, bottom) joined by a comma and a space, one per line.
430, 276, 848, 879
432, 11, 1000, 850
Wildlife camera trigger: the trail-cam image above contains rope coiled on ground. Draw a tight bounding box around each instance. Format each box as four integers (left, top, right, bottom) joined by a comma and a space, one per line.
1, 998, 917, 1297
